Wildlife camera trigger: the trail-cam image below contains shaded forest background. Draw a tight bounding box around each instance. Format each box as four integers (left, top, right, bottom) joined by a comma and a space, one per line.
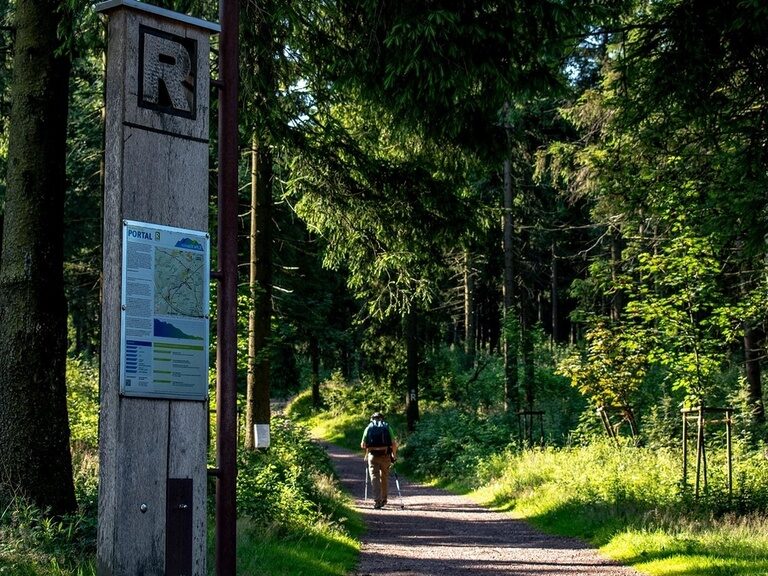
1, 0, 768, 519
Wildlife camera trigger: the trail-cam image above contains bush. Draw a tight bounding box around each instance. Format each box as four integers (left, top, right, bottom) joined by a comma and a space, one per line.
0, 448, 98, 575
316, 371, 399, 418
421, 347, 505, 409
0, 357, 103, 573
403, 409, 517, 482
66, 357, 100, 450
236, 416, 346, 537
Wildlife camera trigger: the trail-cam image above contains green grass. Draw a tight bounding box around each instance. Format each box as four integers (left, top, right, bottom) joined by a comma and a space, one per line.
0, 449, 98, 576
304, 411, 368, 450
235, 504, 363, 576
470, 444, 768, 576
223, 415, 365, 575
0, 559, 95, 576
292, 404, 768, 576
0, 508, 97, 576
599, 517, 768, 576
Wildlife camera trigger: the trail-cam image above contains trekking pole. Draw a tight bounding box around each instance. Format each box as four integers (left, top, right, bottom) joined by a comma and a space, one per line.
392, 467, 405, 509
364, 463, 369, 501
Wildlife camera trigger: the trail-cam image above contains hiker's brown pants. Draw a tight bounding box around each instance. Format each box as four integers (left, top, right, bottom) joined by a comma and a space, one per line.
367, 452, 391, 504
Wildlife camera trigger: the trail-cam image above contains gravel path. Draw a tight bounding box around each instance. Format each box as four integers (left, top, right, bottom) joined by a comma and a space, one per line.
325, 444, 646, 576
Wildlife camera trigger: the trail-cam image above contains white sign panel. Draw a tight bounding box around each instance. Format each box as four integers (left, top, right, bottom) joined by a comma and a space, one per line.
120, 220, 210, 400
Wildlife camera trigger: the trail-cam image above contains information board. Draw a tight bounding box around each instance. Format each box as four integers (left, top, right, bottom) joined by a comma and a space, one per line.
120, 220, 210, 400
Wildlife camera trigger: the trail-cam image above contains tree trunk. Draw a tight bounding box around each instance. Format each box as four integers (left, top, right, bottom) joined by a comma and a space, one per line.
405, 310, 419, 432
463, 250, 476, 368
243, 0, 278, 450
610, 229, 625, 321
0, 0, 76, 515
245, 134, 273, 450
502, 156, 518, 413
744, 325, 765, 426
310, 334, 321, 408
521, 301, 535, 411
551, 241, 559, 345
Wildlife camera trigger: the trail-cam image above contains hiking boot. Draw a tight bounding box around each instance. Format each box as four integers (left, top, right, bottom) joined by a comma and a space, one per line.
373, 501, 383, 509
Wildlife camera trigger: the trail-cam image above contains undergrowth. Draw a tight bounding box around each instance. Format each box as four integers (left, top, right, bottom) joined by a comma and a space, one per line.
290, 389, 768, 576
408, 409, 768, 576
233, 415, 363, 575
2, 358, 361, 576
0, 449, 98, 575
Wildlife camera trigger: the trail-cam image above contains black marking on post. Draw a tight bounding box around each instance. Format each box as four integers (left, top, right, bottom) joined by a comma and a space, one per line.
138, 25, 197, 119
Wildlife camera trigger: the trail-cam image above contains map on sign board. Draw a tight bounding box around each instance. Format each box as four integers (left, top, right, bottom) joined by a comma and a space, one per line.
155, 245, 206, 316
120, 220, 210, 400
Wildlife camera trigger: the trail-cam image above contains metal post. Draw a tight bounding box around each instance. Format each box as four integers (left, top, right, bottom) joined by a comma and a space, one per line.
216, 0, 239, 574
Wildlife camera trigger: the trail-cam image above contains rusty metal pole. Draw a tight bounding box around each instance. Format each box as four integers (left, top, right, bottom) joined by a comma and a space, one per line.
216, 0, 239, 574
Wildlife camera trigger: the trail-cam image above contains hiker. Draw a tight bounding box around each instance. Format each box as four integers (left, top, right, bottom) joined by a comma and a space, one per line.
361, 412, 398, 509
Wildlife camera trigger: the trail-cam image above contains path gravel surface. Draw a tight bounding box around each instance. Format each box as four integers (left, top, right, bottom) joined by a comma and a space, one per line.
325, 443, 646, 576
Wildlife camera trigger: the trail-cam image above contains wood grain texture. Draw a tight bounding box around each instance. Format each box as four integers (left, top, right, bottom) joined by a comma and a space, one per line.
98, 5, 213, 575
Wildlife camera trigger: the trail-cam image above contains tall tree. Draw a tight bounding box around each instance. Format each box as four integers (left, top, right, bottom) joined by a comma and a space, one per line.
619, 0, 768, 425
543, 0, 768, 422
0, 0, 77, 515
321, 0, 621, 419
501, 154, 519, 413
463, 249, 476, 366
246, 133, 273, 449
405, 309, 420, 431
243, 0, 277, 450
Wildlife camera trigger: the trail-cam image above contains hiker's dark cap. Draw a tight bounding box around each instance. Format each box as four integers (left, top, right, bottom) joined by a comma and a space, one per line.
371, 412, 383, 420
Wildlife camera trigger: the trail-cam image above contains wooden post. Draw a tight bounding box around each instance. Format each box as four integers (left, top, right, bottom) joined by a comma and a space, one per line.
597, 405, 637, 445
95, 2, 219, 575
726, 408, 733, 496
695, 406, 704, 497
701, 408, 709, 493
682, 412, 688, 487
682, 406, 733, 498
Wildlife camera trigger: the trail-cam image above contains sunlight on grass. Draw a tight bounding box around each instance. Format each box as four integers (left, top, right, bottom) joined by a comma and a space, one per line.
236, 517, 361, 576
293, 404, 768, 576
602, 519, 768, 576
468, 442, 768, 576
305, 412, 366, 450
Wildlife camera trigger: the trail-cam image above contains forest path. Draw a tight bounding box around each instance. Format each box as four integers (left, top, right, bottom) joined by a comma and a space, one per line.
324, 443, 646, 576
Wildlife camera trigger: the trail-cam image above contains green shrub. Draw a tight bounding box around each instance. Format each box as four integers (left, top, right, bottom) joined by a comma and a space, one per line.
66, 357, 100, 450
474, 438, 768, 521
403, 409, 517, 482
236, 416, 345, 536
421, 347, 506, 409
316, 371, 399, 418
0, 448, 98, 575
284, 387, 317, 420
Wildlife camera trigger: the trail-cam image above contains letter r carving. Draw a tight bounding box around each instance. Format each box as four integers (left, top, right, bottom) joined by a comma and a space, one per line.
138, 26, 197, 119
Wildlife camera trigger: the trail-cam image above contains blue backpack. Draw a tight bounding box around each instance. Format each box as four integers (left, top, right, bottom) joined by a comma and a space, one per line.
365, 420, 392, 448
